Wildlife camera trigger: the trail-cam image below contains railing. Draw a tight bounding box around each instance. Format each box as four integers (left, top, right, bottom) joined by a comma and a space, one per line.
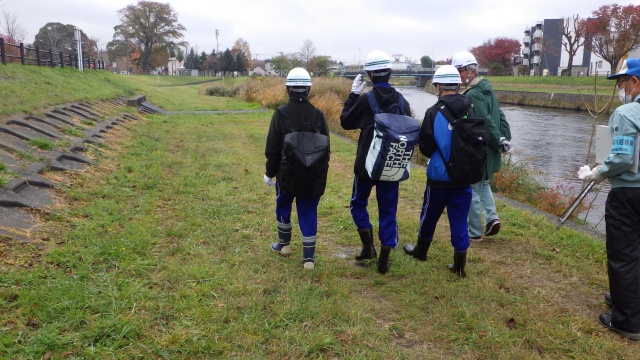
0, 37, 104, 69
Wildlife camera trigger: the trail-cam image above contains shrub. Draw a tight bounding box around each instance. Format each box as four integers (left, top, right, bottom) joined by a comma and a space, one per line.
491, 157, 587, 219
202, 82, 240, 97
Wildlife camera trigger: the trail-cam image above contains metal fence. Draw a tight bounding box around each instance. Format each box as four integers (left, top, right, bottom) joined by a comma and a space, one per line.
0, 37, 104, 69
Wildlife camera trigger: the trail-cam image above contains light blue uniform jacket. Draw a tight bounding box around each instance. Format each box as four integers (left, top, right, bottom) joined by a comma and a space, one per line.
599, 100, 640, 188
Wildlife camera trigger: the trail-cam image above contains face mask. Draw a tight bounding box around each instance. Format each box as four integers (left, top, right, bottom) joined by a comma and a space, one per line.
619, 84, 637, 104
618, 88, 628, 104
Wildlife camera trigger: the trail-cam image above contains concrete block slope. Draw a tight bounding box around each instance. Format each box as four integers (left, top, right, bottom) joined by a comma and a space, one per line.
0, 96, 146, 241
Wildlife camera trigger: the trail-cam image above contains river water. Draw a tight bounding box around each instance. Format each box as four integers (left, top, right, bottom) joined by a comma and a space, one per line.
396, 86, 609, 229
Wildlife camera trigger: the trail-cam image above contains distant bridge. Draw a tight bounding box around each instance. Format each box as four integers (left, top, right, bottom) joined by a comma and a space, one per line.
341, 70, 435, 87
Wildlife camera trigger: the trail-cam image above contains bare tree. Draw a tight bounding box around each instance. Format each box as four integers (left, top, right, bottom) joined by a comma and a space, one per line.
299, 39, 316, 65
561, 14, 587, 76
1, 10, 27, 42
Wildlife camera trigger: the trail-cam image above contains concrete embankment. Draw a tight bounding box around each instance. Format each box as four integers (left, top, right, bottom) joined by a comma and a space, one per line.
495, 90, 617, 112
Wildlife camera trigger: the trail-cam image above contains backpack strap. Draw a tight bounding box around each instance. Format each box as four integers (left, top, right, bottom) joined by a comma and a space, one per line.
277, 106, 323, 134
366, 91, 406, 115
366, 91, 383, 114
276, 106, 294, 133
397, 94, 407, 115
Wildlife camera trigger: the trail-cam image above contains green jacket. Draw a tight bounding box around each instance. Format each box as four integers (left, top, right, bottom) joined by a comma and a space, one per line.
464, 77, 511, 180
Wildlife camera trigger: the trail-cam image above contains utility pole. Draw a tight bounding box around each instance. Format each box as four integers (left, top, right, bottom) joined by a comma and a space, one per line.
215, 29, 219, 54
75, 27, 83, 71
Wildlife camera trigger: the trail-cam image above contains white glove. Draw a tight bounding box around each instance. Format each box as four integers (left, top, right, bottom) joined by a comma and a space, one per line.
577, 165, 592, 180
499, 137, 511, 153
351, 74, 366, 94
587, 165, 606, 183
263, 174, 276, 187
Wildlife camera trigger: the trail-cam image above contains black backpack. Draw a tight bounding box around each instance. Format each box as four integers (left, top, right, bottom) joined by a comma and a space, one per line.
435, 104, 488, 184
364, 91, 420, 181
277, 107, 330, 197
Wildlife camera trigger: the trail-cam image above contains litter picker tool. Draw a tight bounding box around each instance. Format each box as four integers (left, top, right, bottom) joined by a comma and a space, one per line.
557, 180, 596, 229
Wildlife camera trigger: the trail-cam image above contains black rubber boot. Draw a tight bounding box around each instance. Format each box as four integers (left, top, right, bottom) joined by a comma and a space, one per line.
377, 245, 392, 274
403, 237, 432, 261
355, 228, 377, 260
302, 236, 316, 270
448, 250, 467, 278
271, 222, 292, 256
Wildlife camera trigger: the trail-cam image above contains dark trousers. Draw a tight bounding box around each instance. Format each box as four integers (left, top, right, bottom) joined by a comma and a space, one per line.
606, 187, 640, 333
350, 175, 400, 248
418, 185, 472, 252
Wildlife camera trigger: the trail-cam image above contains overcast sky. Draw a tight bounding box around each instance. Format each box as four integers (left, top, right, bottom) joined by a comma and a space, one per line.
3, 0, 637, 65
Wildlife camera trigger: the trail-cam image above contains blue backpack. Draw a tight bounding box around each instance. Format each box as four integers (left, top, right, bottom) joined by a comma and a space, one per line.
364, 91, 420, 181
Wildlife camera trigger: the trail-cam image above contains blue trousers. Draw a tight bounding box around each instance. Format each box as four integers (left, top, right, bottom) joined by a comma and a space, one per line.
418, 185, 472, 252
468, 180, 499, 238
275, 183, 320, 238
350, 175, 400, 248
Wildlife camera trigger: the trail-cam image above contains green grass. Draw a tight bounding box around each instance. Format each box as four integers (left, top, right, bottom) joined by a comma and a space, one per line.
486, 75, 616, 95
27, 137, 55, 151
0, 65, 637, 358
0, 65, 137, 117
60, 126, 85, 138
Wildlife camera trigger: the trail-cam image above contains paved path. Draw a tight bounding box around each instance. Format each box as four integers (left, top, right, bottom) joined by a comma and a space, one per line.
165, 110, 269, 115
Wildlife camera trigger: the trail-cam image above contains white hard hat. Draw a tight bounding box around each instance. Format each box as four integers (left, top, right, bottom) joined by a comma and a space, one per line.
364, 50, 392, 71
451, 51, 477, 68
285, 67, 312, 86
432, 65, 461, 84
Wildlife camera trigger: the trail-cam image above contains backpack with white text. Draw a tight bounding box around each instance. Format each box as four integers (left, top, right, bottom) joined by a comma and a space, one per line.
277, 107, 330, 196
436, 104, 488, 184
364, 91, 420, 181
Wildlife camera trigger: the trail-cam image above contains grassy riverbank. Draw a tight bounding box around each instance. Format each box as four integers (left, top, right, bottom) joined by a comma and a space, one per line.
0, 66, 637, 358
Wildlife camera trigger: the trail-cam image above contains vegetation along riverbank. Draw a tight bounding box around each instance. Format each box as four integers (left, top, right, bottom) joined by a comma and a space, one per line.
1, 65, 634, 358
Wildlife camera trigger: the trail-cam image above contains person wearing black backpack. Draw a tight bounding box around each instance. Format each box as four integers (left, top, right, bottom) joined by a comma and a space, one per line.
264, 68, 330, 270
340, 50, 413, 274
402, 65, 476, 277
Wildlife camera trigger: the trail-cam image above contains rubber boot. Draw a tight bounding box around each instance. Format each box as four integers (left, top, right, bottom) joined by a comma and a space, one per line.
355, 228, 377, 260
403, 236, 432, 261
448, 250, 467, 278
302, 235, 316, 270
271, 222, 292, 256
377, 245, 392, 274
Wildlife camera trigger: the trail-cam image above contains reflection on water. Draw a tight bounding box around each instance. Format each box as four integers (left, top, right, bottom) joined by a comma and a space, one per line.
396, 86, 608, 229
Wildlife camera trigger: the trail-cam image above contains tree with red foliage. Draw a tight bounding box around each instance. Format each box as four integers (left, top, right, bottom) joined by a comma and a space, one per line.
470, 37, 521, 73
586, 4, 640, 72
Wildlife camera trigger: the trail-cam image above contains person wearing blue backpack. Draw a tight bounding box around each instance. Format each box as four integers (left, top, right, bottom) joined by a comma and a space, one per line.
402, 65, 476, 277
340, 50, 413, 274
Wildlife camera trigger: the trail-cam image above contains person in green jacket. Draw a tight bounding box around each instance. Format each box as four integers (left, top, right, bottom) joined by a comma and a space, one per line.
451, 51, 511, 242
